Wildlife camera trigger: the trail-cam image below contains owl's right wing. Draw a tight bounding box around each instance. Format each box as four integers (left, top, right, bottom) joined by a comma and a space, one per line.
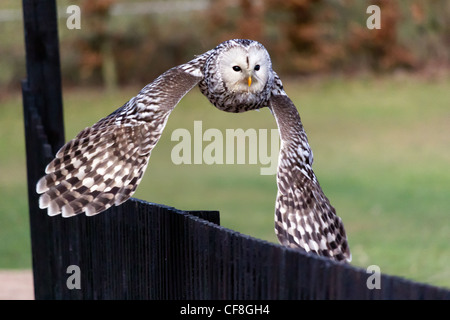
268, 74, 351, 262
36, 50, 213, 217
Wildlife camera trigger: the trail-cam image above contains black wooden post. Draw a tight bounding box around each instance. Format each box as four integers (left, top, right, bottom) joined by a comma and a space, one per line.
21, 0, 65, 299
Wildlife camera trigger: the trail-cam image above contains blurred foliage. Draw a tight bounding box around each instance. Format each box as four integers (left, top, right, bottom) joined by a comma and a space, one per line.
1, 0, 450, 90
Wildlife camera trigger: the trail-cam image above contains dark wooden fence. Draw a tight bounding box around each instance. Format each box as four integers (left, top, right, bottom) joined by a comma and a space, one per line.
22, 198, 450, 300
21, 0, 450, 300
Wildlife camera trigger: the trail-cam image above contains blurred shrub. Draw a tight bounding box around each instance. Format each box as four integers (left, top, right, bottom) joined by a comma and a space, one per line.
2, 0, 450, 90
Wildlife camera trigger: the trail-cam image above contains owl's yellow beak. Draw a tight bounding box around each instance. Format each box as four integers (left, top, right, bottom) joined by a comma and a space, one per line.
247, 76, 252, 87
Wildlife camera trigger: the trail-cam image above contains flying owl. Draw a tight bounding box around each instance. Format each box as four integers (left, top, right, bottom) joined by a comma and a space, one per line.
37, 39, 351, 262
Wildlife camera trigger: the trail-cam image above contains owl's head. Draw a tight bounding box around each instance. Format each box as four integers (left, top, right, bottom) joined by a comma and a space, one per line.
201, 39, 274, 113
217, 39, 272, 94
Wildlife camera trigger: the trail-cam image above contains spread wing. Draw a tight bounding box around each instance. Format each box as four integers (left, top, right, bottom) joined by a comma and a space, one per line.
36, 51, 213, 217
269, 75, 351, 262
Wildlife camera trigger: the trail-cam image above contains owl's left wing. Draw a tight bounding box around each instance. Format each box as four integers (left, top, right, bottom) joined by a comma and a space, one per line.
268, 74, 351, 262
36, 50, 213, 217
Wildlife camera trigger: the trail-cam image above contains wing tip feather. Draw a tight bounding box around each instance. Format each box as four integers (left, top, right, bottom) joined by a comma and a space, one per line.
36, 176, 49, 194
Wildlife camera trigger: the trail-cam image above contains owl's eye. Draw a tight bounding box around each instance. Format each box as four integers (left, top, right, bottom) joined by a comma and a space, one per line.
232, 66, 242, 72
254, 65, 260, 71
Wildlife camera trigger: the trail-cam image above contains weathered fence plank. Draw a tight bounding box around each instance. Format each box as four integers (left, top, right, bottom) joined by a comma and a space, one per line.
22, 0, 66, 300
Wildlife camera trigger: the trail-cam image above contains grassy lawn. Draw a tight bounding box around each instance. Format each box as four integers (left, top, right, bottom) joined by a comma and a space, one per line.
0, 75, 449, 288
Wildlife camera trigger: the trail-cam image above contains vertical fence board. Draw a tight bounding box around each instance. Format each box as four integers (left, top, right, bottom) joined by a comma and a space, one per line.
21, 0, 65, 300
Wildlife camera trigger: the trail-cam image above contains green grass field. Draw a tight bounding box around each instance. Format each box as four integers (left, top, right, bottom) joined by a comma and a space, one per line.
1, 75, 449, 288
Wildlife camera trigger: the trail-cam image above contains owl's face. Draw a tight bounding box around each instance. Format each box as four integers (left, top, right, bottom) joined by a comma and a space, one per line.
201, 39, 275, 113
218, 44, 271, 94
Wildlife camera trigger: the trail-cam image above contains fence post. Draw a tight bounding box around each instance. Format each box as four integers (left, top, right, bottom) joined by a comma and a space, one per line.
21, 0, 65, 299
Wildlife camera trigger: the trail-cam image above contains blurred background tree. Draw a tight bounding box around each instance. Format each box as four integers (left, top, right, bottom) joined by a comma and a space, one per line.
346, 0, 417, 72
1, 0, 449, 89
77, 0, 118, 90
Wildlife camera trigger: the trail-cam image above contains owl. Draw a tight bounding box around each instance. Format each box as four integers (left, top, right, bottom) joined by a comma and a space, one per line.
37, 39, 351, 262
